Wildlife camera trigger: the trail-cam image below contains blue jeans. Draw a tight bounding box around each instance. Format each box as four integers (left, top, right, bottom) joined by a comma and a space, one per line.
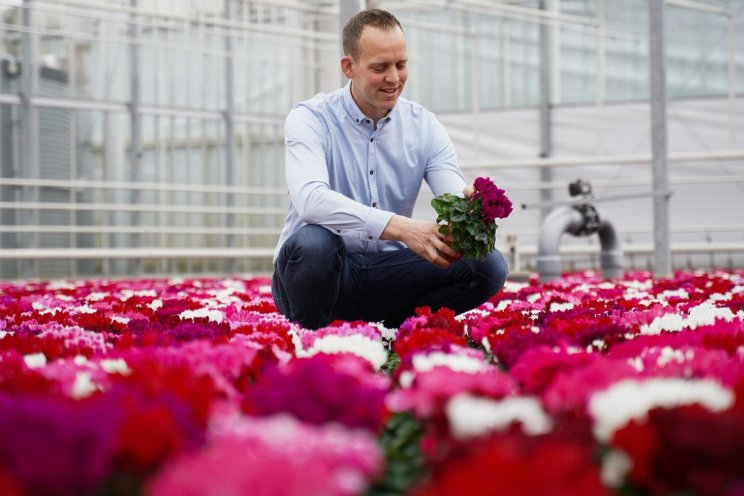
271, 224, 508, 329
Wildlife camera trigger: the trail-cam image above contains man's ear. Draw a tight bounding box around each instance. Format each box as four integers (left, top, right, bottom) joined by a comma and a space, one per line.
340, 55, 354, 78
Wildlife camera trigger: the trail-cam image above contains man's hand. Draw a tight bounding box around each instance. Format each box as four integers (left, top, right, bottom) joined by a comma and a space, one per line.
381, 215, 462, 268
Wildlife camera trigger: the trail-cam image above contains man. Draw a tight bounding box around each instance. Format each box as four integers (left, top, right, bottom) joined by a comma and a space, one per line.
271, 8, 508, 330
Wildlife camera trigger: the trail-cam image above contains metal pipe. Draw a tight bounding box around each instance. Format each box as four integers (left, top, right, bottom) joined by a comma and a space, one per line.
597, 217, 624, 279
536, 205, 624, 281
536, 206, 584, 281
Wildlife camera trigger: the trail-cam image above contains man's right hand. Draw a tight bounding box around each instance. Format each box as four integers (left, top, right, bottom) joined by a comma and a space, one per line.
381, 215, 462, 268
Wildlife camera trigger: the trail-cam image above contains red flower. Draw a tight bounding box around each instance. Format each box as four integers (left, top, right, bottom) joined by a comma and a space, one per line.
414, 428, 609, 496
0, 353, 55, 395
113, 395, 192, 473
612, 403, 744, 496
0, 465, 25, 496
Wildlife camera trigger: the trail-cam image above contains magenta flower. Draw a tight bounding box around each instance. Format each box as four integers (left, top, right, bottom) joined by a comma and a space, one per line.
472, 176, 513, 223
244, 354, 389, 431
0, 393, 118, 496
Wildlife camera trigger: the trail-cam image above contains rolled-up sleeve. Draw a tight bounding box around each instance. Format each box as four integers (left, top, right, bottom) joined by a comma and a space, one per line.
284, 106, 394, 240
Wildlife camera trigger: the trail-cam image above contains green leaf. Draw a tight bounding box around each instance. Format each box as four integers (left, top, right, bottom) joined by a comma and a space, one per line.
450, 212, 466, 223
365, 414, 427, 496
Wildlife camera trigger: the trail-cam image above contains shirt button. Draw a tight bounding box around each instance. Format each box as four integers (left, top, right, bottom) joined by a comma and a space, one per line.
368, 236, 373, 240
336, 229, 341, 233
365, 119, 370, 123
370, 137, 374, 142
369, 170, 374, 175
372, 202, 377, 207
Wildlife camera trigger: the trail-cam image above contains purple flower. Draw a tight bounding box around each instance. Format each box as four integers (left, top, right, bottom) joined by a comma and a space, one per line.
0, 393, 118, 496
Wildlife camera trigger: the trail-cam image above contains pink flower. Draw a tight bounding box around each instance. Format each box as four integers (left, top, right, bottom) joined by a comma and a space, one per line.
148, 414, 382, 496
388, 366, 516, 419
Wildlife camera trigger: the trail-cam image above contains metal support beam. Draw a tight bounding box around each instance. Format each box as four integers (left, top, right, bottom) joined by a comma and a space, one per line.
339, 0, 365, 33
21, 0, 39, 278
538, 0, 553, 223
129, 0, 142, 274
649, 0, 672, 278
224, 0, 236, 273
339, 0, 365, 85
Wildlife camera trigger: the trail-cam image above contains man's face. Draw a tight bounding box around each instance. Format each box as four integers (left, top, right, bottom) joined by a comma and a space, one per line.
342, 25, 408, 122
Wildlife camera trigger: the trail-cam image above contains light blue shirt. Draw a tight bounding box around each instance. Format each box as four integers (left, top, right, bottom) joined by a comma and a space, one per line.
274, 81, 466, 262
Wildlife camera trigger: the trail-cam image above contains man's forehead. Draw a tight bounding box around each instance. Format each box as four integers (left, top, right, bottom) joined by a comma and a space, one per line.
358, 26, 407, 60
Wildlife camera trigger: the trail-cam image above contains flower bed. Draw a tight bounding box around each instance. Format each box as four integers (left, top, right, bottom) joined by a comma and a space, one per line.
1, 270, 743, 495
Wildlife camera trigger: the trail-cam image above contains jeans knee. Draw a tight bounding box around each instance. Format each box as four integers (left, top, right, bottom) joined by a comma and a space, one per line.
474, 250, 508, 297
283, 225, 344, 272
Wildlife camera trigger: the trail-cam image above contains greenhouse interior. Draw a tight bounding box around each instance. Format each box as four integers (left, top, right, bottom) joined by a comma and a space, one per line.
0, 0, 743, 495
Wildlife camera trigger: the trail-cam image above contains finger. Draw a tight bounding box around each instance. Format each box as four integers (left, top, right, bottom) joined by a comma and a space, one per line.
434, 245, 461, 266
463, 185, 475, 198
436, 241, 460, 259
439, 251, 460, 265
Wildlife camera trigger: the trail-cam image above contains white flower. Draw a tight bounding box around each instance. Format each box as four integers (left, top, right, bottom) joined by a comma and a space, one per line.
86, 292, 108, 302
550, 302, 575, 312
23, 352, 47, 369
494, 300, 512, 311
73, 355, 89, 366
110, 315, 130, 325
71, 371, 99, 399
411, 351, 489, 374
446, 394, 552, 439
627, 357, 644, 372
100, 358, 132, 375
589, 378, 734, 442
656, 346, 686, 367
687, 301, 735, 328
179, 307, 224, 323
601, 450, 632, 487
368, 321, 398, 342
148, 299, 163, 311
640, 313, 687, 335
46, 280, 76, 290
297, 334, 388, 370
659, 289, 689, 300
399, 371, 415, 389
641, 301, 737, 335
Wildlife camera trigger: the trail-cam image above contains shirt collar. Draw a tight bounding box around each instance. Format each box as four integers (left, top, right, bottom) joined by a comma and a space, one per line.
342, 80, 394, 126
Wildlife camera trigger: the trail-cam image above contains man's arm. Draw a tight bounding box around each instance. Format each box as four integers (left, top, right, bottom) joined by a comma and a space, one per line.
381, 214, 462, 268
285, 105, 393, 240
383, 112, 471, 268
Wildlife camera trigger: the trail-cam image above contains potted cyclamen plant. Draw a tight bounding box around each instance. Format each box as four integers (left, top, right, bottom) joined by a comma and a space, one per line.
431, 176, 513, 260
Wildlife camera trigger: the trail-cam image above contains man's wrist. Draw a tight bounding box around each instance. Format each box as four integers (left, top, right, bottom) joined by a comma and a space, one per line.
381, 214, 406, 241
